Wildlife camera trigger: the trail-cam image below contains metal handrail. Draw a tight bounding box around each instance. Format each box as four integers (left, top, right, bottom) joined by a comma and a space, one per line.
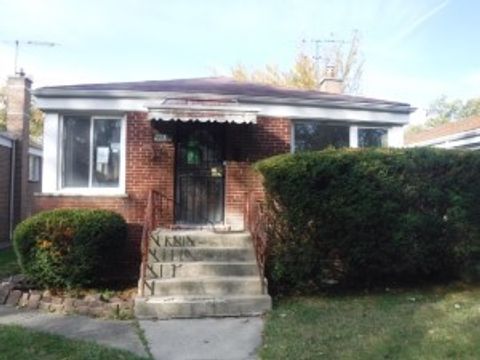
139, 188, 223, 296
244, 191, 269, 291
139, 189, 159, 297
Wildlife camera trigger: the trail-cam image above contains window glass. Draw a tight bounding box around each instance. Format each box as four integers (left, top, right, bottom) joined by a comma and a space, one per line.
93, 119, 121, 187
358, 128, 388, 148
294, 122, 349, 151
63, 116, 90, 187
28, 155, 41, 182
62, 116, 122, 189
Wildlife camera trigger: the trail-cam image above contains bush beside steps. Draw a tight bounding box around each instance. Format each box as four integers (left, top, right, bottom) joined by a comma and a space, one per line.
256, 148, 480, 294
13, 209, 128, 289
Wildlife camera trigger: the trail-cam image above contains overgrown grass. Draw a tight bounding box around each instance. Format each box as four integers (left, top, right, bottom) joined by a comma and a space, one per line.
0, 325, 148, 360
0, 247, 19, 279
261, 284, 480, 359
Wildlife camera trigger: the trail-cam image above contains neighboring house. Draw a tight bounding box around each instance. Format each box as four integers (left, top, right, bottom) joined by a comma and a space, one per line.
405, 116, 480, 149
31, 75, 413, 317
0, 77, 42, 247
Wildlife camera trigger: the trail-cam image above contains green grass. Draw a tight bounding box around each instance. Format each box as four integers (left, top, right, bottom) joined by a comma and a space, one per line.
0, 325, 148, 360
261, 285, 480, 360
0, 247, 20, 279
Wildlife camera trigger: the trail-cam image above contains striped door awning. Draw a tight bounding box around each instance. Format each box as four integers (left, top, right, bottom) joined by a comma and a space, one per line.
148, 98, 258, 124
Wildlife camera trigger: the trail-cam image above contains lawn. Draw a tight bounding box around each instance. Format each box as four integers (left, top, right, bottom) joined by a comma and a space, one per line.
0, 247, 20, 279
261, 285, 480, 360
0, 325, 148, 360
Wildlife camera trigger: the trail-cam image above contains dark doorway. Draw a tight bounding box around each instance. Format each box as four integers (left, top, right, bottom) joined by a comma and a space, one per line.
175, 123, 225, 225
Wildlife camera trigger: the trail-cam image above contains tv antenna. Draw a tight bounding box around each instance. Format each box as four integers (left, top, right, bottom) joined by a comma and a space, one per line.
1, 40, 59, 75
309, 34, 348, 76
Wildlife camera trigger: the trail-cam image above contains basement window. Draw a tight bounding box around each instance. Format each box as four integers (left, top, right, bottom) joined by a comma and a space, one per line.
61, 115, 124, 191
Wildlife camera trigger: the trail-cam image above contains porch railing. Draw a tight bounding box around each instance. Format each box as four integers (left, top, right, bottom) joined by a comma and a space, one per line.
139, 189, 160, 297
244, 191, 270, 289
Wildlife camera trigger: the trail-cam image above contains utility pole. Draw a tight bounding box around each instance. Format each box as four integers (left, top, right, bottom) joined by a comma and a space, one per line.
2, 40, 59, 75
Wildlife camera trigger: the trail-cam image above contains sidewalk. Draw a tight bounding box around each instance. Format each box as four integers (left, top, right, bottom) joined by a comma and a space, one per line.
140, 317, 264, 360
0, 305, 265, 360
0, 306, 148, 358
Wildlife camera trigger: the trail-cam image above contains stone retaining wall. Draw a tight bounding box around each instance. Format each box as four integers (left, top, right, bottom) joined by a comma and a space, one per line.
0, 279, 134, 319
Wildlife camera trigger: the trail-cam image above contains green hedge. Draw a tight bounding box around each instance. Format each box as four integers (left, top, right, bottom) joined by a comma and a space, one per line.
13, 209, 127, 289
255, 148, 480, 293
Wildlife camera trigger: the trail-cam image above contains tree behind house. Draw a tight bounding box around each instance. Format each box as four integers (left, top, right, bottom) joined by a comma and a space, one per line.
231, 30, 364, 94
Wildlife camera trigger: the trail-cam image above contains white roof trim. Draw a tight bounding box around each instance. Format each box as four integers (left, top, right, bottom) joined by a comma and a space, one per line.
34, 88, 414, 113
29, 147, 43, 157
0, 135, 13, 148
407, 128, 480, 148
148, 104, 258, 124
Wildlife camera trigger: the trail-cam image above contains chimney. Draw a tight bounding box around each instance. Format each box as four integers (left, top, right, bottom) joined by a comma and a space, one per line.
319, 65, 343, 94
5, 75, 31, 223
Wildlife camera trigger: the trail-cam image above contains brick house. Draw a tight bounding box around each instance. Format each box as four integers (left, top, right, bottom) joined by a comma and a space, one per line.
33, 76, 414, 317
0, 77, 42, 247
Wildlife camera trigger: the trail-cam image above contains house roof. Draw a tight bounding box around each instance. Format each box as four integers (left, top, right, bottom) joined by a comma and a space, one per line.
405, 116, 480, 145
0, 131, 43, 153
34, 76, 414, 114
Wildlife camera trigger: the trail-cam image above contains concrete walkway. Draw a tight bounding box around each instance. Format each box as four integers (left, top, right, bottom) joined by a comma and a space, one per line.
0, 306, 148, 358
0, 306, 265, 360
140, 317, 264, 360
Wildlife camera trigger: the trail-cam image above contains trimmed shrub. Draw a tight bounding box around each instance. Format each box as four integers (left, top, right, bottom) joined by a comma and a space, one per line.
255, 148, 480, 293
13, 209, 127, 289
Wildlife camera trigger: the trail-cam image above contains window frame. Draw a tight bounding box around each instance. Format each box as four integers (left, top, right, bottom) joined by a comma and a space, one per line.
28, 155, 41, 182
58, 114, 126, 195
291, 120, 390, 152
356, 126, 389, 148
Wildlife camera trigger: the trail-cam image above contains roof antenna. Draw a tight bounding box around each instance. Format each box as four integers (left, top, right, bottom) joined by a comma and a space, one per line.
1, 39, 59, 76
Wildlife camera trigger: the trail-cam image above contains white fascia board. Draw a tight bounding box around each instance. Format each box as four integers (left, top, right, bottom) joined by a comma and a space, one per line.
256, 103, 409, 125
434, 135, 480, 149
36, 97, 149, 112
28, 147, 43, 157
36, 96, 409, 126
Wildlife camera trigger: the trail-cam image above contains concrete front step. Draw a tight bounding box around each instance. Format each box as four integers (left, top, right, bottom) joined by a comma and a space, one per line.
146, 262, 260, 279
150, 229, 252, 247
144, 277, 265, 297
149, 230, 252, 248
147, 247, 255, 263
135, 294, 272, 319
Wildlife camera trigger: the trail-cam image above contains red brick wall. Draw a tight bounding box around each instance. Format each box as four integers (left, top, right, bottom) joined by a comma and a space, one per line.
224, 117, 291, 229
35, 112, 176, 269
34, 113, 291, 269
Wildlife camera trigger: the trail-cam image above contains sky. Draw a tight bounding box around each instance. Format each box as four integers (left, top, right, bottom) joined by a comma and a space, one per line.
0, 0, 479, 123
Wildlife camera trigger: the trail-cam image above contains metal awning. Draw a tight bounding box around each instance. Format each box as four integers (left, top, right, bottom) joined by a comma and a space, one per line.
148, 98, 258, 124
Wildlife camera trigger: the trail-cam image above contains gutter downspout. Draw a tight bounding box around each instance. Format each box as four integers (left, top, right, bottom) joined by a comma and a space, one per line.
9, 140, 16, 242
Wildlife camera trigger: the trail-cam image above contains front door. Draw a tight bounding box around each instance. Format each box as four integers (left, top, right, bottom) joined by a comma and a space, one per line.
175, 124, 225, 225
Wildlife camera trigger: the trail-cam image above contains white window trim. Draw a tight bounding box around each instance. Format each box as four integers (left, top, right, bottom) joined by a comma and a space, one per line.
291, 120, 394, 152
55, 114, 126, 196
